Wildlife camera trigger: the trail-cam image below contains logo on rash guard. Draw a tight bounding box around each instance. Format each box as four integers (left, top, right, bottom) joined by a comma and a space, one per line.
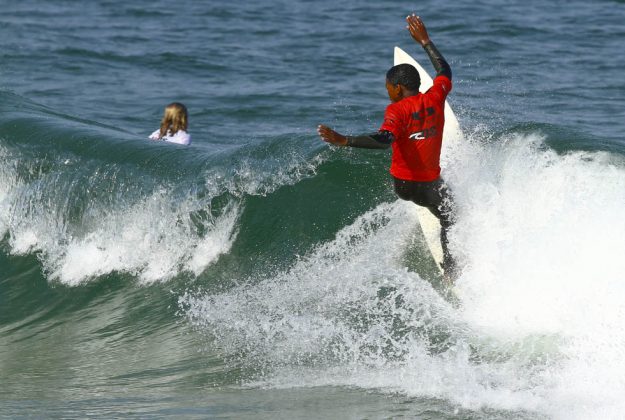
409, 126, 437, 141
411, 107, 435, 121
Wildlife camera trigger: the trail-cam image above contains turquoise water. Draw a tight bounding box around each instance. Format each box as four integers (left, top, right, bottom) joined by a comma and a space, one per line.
2, 0, 625, 418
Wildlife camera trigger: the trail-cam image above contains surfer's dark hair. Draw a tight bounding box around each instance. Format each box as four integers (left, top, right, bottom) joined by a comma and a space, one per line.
386, 64, 420, 91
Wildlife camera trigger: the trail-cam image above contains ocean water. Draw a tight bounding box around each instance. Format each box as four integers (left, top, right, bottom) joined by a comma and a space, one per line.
1, 0, 625, 418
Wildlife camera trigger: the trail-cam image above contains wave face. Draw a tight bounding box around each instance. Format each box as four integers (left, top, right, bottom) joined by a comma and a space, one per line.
2, 0, 625, 418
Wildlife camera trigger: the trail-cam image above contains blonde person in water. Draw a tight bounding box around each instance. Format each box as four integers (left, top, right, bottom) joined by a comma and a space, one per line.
149, 102, 191, 145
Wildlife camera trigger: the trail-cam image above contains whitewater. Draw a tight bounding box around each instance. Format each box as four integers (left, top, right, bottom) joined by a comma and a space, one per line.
179, 130, 625, 419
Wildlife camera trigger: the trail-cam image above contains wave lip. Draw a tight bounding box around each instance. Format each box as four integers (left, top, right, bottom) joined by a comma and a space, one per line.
51, 193, 240, 285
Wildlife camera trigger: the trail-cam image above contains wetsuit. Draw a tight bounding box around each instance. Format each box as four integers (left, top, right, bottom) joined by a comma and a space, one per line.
346, 42, 456, 276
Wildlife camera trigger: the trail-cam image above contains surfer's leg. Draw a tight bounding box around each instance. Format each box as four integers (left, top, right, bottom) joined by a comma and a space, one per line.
425, 179, 457, 280
393, 177, 429, 206
394, 177, 458, 281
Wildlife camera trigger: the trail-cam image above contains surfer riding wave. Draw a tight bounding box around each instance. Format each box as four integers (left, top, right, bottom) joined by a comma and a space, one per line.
317, 14, 458, 283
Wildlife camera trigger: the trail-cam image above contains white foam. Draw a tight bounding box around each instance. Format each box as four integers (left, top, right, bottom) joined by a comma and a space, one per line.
447, 133, 625, 418
10, 230, 40, 255
0, 163, 240, 285
184, 131, 625, 419
0, 144, 17, 239
47, 190, 240, 285
185, 207, 239, 276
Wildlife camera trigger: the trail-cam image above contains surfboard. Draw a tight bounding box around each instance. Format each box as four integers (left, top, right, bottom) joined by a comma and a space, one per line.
393, 46, 463, 274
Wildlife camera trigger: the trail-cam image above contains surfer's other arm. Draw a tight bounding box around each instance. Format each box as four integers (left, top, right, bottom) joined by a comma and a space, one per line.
406, 14, 451, 80
317, 125, 393, 149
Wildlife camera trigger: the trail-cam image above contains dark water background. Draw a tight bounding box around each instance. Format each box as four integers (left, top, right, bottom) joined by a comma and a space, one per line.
2, 0, 625, 418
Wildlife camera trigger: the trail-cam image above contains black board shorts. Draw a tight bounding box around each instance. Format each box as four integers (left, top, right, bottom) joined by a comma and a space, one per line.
393, 176, 454, 227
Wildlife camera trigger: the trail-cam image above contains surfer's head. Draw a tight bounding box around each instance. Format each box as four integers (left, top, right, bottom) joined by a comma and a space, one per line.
385, 64, 420, 102
159, 102, 188, 138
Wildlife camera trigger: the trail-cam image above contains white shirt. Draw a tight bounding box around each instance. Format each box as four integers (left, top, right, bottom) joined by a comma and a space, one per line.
149, 129, 191, 145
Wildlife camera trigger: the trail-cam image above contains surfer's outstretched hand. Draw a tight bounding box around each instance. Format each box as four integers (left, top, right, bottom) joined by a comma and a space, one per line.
406, 14, 431, 46
317, 124, 347, 146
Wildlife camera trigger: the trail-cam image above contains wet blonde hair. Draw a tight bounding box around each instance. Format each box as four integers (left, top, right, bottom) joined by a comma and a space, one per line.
159, 102, 188, 138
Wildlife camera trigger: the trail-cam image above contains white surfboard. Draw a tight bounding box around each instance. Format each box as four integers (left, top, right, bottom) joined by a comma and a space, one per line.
394, 46, 463, 274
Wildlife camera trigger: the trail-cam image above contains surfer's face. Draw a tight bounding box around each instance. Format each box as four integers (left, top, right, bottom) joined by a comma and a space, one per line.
385, 79, 403, 103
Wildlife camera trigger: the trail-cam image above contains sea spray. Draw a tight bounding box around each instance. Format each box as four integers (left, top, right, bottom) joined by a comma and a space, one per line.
181, 196, 554, 413
450, 132, 625, 418
181, 201, 466, 380
183, 130, 625, 418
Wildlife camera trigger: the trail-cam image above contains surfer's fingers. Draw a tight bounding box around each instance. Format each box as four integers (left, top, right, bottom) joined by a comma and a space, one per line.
407, 15, 425, 29
406, 18, 422, 31
407, 23, 420, 37
317, 125, 333, 137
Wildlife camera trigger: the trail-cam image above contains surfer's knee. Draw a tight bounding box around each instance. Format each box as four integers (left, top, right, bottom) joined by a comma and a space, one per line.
393, 178, 412, 201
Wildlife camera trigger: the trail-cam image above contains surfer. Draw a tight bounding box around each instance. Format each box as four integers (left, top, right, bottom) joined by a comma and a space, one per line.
317, 14, 457, 282
149, 102, 192, 145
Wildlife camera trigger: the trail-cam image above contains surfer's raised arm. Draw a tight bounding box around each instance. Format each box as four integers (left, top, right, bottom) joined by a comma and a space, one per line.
318, 15, 452, 150
406, 14, 452, 80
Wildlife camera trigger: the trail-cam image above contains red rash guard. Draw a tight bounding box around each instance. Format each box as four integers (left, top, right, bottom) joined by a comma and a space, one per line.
379, 75, 452, 182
